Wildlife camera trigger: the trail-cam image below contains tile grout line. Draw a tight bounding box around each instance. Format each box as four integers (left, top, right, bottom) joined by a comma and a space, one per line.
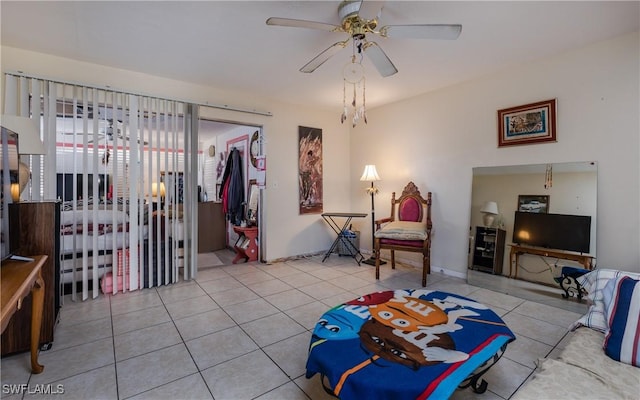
188, 274, 315, 398
5, 254, 586, 400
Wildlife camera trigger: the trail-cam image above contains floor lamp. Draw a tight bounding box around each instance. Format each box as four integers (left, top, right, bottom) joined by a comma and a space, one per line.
360, 165, 385, 266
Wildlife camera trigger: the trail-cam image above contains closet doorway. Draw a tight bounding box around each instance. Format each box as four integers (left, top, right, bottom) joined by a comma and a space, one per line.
197, 118, 263, 268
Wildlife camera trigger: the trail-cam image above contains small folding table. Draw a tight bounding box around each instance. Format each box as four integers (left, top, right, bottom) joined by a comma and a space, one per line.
321, 212, 367, 265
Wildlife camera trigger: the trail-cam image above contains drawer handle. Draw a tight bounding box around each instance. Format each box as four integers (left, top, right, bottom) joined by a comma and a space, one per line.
17, 297, 23, 310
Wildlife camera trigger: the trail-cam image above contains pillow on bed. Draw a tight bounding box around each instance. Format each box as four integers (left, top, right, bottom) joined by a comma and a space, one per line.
602, 276, 640, 367
570, 269, 640, 332
374, 220, 428, 241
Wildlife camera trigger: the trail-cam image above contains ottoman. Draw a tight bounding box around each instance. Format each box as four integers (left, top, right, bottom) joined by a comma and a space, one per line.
305, 289, 516, 399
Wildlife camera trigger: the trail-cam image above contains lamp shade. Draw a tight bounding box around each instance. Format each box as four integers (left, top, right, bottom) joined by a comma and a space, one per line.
480, 201, 499, 215
10, 183, 20, 202
151, 182, 166, 197
17, 161, 29, 192
1, 115, 45, 155
360, 165, 380, 182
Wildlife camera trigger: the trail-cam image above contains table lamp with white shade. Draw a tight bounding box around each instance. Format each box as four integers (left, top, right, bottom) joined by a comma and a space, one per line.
480, 201, 499, 227
1, 115, 45, 259
5, 115, 46, 155
1, 115, 45, 201
152, 181, 166, 208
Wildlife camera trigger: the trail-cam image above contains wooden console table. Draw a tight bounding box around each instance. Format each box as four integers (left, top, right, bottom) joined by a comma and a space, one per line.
509, 244, 593, 279
1, 255, 47, 373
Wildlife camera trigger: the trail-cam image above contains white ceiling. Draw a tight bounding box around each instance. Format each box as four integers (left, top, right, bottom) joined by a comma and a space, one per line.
1, 1, 638, 115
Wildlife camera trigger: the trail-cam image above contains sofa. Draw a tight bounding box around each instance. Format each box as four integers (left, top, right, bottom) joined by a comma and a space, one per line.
513, 269, 640, 399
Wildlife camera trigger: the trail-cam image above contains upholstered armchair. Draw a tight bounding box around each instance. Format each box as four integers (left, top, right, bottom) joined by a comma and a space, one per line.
373, 182, 432, 287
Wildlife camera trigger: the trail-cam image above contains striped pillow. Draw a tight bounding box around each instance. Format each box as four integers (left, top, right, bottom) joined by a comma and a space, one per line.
571, 269, 640, 332
602, 276, 640, 367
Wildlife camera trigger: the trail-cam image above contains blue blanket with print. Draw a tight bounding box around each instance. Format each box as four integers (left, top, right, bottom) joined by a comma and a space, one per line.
305, 289, 516, 400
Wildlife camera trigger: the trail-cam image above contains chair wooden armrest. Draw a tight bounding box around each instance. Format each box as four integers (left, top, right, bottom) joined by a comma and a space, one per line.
374, 217, 393, 230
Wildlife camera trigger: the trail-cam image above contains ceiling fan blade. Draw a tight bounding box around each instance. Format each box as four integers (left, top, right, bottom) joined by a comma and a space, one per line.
380, 24, 462, 40
87, 137, 101, 144
118, 134, 148, 146
55, 102, 94, 119
266, 17, 340, 32
357, 1, 385, 21
132, 136, 149, 146
363, 41, 398, 77
300, 40, 350, 73
60, 130, 104, 138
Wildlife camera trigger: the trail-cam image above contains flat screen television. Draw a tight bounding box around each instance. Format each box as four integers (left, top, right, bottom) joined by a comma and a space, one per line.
512, 211, 591, 254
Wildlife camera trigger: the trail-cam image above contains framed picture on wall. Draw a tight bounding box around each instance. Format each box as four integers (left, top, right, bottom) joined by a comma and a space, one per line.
498, 99, 557, 147
298, 126, 323, 214
518, 195, 549, 213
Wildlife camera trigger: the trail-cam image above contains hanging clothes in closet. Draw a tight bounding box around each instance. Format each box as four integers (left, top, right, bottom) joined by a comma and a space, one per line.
219, 147, 244, 225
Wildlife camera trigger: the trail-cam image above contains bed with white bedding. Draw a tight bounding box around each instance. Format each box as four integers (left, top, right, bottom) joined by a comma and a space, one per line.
59, 200, 149, 285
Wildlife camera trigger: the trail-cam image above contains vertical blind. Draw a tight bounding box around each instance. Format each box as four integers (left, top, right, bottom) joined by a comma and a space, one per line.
3, 73, 197, 301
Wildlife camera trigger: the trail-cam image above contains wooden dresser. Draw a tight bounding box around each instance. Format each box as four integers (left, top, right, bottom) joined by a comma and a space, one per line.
198, 201, 226, 252
2, 201, 61, 355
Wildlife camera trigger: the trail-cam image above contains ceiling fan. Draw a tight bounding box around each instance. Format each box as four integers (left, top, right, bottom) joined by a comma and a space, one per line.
266, 0, 462, 77
101, 119, 149, 146
60, 119, 148, 146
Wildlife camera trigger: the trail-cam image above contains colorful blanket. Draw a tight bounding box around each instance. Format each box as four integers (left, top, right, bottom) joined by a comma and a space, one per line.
61, 223, 129, 236
305, 289, 516, 399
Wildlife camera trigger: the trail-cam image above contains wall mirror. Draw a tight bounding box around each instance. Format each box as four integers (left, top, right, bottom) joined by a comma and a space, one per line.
468, 161, 597, 312
247, 179, 258, 227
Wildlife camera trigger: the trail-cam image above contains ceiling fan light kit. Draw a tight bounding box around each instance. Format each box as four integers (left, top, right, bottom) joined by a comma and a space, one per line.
267, 0, 462, 124
338, 0, 363, 21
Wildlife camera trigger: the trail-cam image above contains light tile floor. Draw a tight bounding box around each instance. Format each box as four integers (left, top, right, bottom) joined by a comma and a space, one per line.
1, 251, 588, 399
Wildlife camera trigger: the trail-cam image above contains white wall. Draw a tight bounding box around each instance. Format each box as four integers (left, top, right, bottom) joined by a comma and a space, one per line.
2, 31, 638, 273
1, 45, 352, 261
351, 32, 640, 276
